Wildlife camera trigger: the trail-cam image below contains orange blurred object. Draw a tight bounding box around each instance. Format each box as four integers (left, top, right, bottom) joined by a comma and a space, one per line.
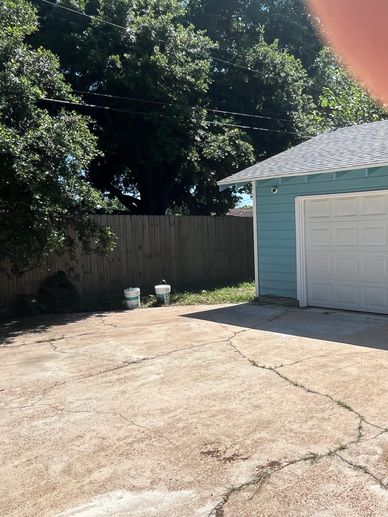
308, 0, 388, 104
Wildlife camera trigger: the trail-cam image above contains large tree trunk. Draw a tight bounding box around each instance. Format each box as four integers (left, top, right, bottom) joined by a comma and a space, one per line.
90, 160, 173, 214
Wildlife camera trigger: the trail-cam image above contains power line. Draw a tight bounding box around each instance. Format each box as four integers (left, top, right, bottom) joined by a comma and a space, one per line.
206, 55, 259, 74
43, 97, 151, 116
41, 96, 304, 136
206, 120, 301, 135
37, 0, 264, 75
73, 90, 168, 106
73, 89, 291, 122
37, 0, 127, 30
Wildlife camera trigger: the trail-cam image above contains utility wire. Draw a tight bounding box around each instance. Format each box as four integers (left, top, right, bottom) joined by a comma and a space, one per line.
206, 120, 299, 134
42, 97, 303, 136
37, 0, 127, 29
73, 89, 291, 122
42, 97, 152, 116
37, 0, 264, 75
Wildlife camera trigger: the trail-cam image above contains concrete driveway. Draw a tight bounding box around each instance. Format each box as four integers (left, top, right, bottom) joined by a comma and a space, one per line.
1, 303, 387, 516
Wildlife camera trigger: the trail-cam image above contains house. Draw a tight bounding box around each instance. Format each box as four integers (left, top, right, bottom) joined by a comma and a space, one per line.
218, 120, 388, 314
227, 208, 253, 217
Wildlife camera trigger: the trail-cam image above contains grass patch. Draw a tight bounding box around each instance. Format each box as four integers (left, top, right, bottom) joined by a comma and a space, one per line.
73, 281, 256, 312
142, 281, 255, 307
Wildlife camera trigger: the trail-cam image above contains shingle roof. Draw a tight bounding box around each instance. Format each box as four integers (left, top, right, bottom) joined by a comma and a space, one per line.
218, 120, 388, 186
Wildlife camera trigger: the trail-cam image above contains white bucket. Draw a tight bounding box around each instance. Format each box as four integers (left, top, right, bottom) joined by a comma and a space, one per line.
155, 284, 171, 305
124, 287, 140, 310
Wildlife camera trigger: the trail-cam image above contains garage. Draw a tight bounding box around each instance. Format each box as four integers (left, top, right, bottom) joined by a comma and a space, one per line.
297, 190, 388, 314
218, 120, 388, 313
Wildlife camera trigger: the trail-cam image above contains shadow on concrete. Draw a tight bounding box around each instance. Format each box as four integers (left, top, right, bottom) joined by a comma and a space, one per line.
0, 312, 107, 346
182, 303, 388, 351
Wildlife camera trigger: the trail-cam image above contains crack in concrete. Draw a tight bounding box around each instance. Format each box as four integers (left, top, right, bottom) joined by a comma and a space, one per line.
274, 349, 376, 370
0, 333, 95, 351
207, 448, 341, 516
46, 403, 178, 447
205, 326, 388, 515
216, 309, 289, 337
9, 400, 178, 447
225, 331, 386, 432
3, 307, 388, 515
48, 338, 68, 354
3, 334, 236, 406
208, 434, 388, 516
335, 453, 387, 490
97, 315, 118, 328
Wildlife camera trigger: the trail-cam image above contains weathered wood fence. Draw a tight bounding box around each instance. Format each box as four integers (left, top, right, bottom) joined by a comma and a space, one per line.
0, 215, 254, 309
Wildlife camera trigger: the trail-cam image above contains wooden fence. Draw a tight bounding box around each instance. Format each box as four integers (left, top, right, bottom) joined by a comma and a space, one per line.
0, 215, 254, 310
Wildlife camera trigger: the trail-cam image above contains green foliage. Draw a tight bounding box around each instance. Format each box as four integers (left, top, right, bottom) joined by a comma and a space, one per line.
32, 0, 255, 215
39, 280, 256, 313
7, 0, 388, 231
187, 1, 320, 155
188, 0, 321, 69
167, 280, 256, 305
142, 281, 256, 307
33, 0, 319, 215
0, 0, 116, 271
245, 32, 317, 144
310, 48, 387, 132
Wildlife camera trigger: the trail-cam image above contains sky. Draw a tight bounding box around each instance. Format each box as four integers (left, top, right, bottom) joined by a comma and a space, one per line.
237, 193, 252, 207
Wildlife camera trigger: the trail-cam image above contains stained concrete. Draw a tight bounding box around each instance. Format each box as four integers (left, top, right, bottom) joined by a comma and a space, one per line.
0, 303, 387, 516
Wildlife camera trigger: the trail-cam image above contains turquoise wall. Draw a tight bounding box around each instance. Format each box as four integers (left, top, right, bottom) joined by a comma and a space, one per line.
255, 166, 388, 299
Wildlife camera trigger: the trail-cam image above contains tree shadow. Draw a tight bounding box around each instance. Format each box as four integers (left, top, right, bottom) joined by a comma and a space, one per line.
182, 303, 388, 351
0, 311, 109, 346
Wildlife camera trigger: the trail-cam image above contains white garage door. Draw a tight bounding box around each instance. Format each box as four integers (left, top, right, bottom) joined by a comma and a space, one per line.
303, 190, 388, 314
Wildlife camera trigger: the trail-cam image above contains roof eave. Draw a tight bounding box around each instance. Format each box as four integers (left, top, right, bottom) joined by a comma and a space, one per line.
217, 161, 388, 189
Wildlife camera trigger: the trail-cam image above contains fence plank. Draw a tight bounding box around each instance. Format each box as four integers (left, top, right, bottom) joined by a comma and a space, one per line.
0, 215, 254, 310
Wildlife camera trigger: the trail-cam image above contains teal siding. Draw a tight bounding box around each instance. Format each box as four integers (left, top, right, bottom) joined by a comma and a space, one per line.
255, 166, 388, 298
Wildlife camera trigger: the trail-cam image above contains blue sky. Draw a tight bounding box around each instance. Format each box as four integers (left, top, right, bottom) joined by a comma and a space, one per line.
237, 193, 252, 207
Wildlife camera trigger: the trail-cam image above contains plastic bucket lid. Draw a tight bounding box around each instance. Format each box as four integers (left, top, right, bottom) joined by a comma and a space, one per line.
155, 285, 171, 294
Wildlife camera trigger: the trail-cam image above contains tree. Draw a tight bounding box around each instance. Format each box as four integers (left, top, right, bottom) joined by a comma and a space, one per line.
187, 0, 322, 70
206, 30, 317, 163
0, 0, 115, 271
187, 0, 320, 155
32, 0, 255, 215
31, 0, 385, 219
310, 48, 387, 132
187, 0, 384, 137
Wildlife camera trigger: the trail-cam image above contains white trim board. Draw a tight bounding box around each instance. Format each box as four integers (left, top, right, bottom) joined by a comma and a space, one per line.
295, 189, 388, 308
252, 181, 259, 297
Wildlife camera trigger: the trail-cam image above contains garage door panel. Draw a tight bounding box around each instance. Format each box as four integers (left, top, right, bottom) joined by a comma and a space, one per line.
304, 191, 388, 314
363, 287, 388, 307
308, 282, 333, 305
333, 197, 358, 217
360, 194, 387, 215
306, 253, 332, 276
334, 225, 358, 246
334, 255, 358, 276
307, 283, 388, 312
362, 255, 388, 277
307, 253, 388, 282
306, 226, 331, 247
335, 285, 359, 305
361, 225, 387, 246
307, 252, 359, 279
307, 198, 331, 218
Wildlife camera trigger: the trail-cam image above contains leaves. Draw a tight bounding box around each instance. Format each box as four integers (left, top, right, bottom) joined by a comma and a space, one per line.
0, 0, 116, 271
4, 0, 387, 242
310, 48, 387, 132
